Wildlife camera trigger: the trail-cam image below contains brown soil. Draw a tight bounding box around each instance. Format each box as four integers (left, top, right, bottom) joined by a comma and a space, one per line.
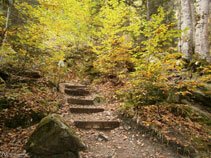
57, 82, 186, 158
0, 80, 192, 158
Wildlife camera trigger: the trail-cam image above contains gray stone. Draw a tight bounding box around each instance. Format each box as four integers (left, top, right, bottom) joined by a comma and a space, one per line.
97, 132, 108, 141
25, 114, 86, 158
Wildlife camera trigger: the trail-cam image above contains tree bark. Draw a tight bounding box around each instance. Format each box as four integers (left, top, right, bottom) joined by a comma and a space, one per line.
0, 1, 11, 47
177, 0, 182, 53
195, 0, 211, 62
146, 0, 150, 20
181, 0, 194, 62
190, 0, 195, 50
2, 7, 10, 45
210, 2, 211, 51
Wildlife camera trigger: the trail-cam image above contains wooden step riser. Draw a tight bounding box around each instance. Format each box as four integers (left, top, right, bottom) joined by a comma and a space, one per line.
70, 108, 104, 113
64, 89, 90, 96
65, 85, 87, 89
74, 121, 120, 130
67, 99, 94, 105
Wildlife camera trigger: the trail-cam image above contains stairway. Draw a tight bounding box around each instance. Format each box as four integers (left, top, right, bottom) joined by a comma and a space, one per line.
58, 83, 180, 158
60, 83, 120, 130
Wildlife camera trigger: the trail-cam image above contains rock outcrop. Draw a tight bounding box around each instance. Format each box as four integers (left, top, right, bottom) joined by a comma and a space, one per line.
25, 114, 86, 158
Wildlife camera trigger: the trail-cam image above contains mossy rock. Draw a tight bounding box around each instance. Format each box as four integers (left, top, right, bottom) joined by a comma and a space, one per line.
25, 114, 86, 158
93, 96, 107, 106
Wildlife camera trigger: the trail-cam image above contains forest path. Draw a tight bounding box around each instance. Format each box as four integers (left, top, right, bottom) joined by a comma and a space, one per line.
58, 83, 185, 158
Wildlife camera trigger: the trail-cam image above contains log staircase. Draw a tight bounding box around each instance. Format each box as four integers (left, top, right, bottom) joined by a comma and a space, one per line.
60, 83, 120, 130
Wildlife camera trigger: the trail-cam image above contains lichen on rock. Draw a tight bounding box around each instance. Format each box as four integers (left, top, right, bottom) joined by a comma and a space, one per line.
25, 114, 86, 158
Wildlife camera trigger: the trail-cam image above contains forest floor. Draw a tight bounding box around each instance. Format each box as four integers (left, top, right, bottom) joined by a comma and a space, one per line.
60, 79, 210, 158
0, 79, 181, 158
0, 76, 210, 158
58, 82, 184, 158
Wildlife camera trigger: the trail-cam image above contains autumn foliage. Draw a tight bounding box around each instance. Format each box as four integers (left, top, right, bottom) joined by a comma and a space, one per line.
0, 0, 210, 157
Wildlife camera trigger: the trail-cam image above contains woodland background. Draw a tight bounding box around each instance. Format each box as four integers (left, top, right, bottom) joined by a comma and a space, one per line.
0, 0, 211, 157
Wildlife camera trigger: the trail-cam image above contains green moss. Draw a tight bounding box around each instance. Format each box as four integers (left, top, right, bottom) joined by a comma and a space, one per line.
30, 114, 77, 141
26, 114, 85, 156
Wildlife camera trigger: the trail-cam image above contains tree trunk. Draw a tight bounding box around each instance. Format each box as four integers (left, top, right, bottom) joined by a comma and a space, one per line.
146, 0, 150, 20
177, 0, 182, 53
190, 0, 195, 50
1, 7, 10, 45
195, 0, 211, 62
210, 2, 211, 51
181, 0, 194, 62
0, 0, 12, 47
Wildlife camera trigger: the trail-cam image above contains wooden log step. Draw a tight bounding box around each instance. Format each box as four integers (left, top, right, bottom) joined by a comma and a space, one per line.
64, 89, 90, 96
70, 107, 104, 113
67, 98, 94, 105
74, 120, 120, 130
65, 85, 87, 89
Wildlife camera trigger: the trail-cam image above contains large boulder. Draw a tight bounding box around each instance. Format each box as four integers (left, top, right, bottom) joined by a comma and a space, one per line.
25, 114, 86, 158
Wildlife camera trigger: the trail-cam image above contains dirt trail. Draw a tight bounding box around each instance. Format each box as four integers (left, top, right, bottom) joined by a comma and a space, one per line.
58, 83, 186, 158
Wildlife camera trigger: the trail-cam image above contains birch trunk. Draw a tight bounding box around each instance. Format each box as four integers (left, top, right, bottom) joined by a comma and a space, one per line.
195, 0, 211, 62
181, 0, 193, 62
1, 7, 10, 45
177, 0, 182, 53
190, 0, 195, 49
0, 3, 11, 63
0, 0, 12, 47
146, 0, 150, 20
209, 1, 211, 58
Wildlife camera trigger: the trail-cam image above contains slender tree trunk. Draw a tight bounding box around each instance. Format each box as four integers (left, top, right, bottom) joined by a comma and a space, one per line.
195, 0, 211, 62
146, 0, 150, 20
0, 5, 10, 64
0, 5, 10, 47
177, 0, 182, 53
181, 0, 194, 62
210, 2, 211, 50
190, 0, 195, 51
2, 7, 10, 44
